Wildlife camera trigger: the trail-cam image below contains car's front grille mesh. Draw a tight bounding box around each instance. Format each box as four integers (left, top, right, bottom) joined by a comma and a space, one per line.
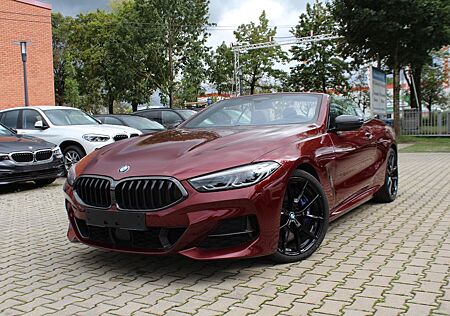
113, 135, 128, 142
75, 177, 111, 208
74, 177, 185, 211
35, 150, 52, 161
11, 153, 33, 163
116, 179, 184, 210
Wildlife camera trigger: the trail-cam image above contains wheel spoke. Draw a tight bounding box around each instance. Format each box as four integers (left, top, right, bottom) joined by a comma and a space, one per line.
301, 227, 316, 240
293, 228, 302, 252
305, 214, 324, 220
296, 180, 309, 201
299, 194, 320, 213
281, 226, 290, 251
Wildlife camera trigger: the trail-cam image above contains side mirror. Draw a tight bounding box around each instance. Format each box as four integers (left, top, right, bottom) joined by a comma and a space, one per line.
35, 120, 47, 130
334, 115, 364, 131
168, 120, 183, 129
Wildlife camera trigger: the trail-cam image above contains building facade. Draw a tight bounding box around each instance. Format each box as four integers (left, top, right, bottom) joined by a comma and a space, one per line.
0, 0, 54, 110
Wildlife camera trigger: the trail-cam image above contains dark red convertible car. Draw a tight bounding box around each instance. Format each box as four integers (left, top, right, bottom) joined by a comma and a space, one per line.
64, 93, 398, 263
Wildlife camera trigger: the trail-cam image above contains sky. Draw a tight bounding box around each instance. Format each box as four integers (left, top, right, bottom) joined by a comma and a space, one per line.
45, 0, 309, 48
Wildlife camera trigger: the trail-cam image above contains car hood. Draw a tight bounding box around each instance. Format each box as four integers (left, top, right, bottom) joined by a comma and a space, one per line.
0, 134, 55, 153
55, 124, 141, 136
79, 125, 319, 180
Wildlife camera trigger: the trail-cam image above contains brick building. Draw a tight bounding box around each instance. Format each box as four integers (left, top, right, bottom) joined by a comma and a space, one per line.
0, 0, 54, 110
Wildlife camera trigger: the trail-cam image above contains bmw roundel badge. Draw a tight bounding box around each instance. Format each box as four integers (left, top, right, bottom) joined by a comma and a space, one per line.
119, 165, 130, 173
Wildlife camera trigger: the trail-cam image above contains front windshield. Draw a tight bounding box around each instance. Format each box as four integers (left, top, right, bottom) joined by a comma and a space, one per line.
184, 94, 322, 128
177, 110, 197, 120
43, 109, 99, 126
0, 124, 14, 136
120, 116, 165, 130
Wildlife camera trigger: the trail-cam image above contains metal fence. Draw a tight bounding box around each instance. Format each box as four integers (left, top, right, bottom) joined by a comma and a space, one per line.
401, 109, 450, 136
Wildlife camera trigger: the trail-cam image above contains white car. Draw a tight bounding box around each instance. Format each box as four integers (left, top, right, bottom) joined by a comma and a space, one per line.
0, 106, 142, 169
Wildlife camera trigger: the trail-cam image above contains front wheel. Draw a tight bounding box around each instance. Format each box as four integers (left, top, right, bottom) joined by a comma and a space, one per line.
270, 170, 329, 263
63, 145, 85, 172
373, 148, 398, 203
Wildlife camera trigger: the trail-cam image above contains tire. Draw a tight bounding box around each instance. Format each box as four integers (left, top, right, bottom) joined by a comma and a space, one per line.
373, 148, 398, 203
270, 170, 329, 263
63, 145, 85, 172
35, 178, 57, 186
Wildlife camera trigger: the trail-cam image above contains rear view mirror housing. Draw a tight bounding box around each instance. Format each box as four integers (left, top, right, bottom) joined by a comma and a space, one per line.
334, 115, 364, 131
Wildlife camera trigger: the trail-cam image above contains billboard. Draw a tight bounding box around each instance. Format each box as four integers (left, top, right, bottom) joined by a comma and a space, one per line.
369, 67, 387, 116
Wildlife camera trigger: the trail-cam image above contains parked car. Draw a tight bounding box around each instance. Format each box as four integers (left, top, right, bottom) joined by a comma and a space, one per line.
0, 123, 64, 186
133, 108, 197, 129
95, 114, 165, 134
0, 107, 142, 170
64, 93, 398, 263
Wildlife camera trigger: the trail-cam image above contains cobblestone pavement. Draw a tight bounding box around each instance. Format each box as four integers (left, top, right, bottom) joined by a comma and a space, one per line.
1, 153, 449, 316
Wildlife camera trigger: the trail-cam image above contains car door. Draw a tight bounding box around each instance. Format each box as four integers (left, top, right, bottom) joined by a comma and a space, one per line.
0, 110, 20, 130
20, 109, 60, 144
328, 100, 377, 207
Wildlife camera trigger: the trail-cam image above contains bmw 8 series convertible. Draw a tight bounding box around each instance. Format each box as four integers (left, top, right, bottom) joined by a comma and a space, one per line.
64, 93, 398, 263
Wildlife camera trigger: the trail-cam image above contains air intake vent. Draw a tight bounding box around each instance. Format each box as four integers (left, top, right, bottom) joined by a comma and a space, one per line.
35, 150, 52, 161
115, 179, 185, 210
113, 135, 128, 142
75, 177, 112, 208
11, 152, 33, 163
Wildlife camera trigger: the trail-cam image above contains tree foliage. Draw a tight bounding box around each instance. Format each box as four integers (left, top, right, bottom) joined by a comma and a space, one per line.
421, 64, 449, 111
208, 42, 234, 94
234, 11, 287, 95
290, 0, 351, 93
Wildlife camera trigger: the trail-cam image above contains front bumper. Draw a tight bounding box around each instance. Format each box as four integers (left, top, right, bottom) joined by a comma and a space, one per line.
64, 169, 289, 260
0, 158, 65, 185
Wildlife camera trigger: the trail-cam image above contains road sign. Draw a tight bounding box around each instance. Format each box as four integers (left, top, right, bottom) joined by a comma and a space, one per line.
369, 67, 387, 116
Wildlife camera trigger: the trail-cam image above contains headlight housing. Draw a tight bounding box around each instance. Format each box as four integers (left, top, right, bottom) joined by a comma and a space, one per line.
189, 161, 280, 192
66, 164, 77, 186
52, 146, 63, 158
82, 134, 110, 142
0, 153, 10, 162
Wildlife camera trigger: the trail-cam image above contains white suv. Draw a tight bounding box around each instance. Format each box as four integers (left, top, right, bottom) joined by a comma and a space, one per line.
0, 106, 142, 169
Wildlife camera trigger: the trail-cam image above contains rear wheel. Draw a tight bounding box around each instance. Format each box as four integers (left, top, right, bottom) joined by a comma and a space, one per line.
373, 148, 398, 203
271, 170, 329, 263
35, 178, 57, 186
63, 145, 85, 172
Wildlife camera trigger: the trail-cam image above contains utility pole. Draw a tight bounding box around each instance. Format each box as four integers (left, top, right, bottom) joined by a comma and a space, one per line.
20, 42, 30, 107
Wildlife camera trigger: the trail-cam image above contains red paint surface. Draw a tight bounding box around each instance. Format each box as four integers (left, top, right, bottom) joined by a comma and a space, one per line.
65, 93, 396, 259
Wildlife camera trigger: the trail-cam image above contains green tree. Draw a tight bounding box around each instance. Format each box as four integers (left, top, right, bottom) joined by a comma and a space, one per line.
130, 0, 210, 107
209, 42, 234, 94
290, 0, 351, 94
333, 0, 450, 135
52, 13, 75, 106
234, 11, 287, 95
421, 63, 449, 111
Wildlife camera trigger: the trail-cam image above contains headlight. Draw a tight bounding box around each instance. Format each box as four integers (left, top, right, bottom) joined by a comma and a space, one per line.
189, 161, 280, 192
67, 164, 77, 186
0, 153, 9, 162
82, 134, 110, 142
52, 146, 63, 158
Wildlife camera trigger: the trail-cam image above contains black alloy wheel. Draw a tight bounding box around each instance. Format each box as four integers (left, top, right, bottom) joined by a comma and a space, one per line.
271, 170, 329, 263
374, 148, 398, 203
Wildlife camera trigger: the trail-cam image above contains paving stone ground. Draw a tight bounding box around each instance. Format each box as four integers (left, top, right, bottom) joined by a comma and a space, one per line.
0, 153, 449, 316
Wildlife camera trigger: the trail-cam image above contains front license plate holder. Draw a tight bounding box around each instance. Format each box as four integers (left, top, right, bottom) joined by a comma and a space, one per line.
86, 210, 146, 231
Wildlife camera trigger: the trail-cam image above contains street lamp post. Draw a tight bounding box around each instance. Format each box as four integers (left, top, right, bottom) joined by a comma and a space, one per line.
20, 42, 29, 107
238, 66, 244, 96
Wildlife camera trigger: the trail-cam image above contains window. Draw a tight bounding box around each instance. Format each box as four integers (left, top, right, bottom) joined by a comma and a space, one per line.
185, 94, 321, 128
1, 110, 19, 129
137, 111, 161, 124
22, 109, 44, 129
103, 117, 123, 125
43, 109, 98, 126
162, 111, 183, 125
329, 96, 366, 129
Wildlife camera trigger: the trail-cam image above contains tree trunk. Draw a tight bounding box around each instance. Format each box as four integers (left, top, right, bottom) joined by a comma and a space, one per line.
132, 102, 138, 112
168, 45, 174, 108
393, 65, 401, 137
108, 99, 114, 114
410, 65, 422, 111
